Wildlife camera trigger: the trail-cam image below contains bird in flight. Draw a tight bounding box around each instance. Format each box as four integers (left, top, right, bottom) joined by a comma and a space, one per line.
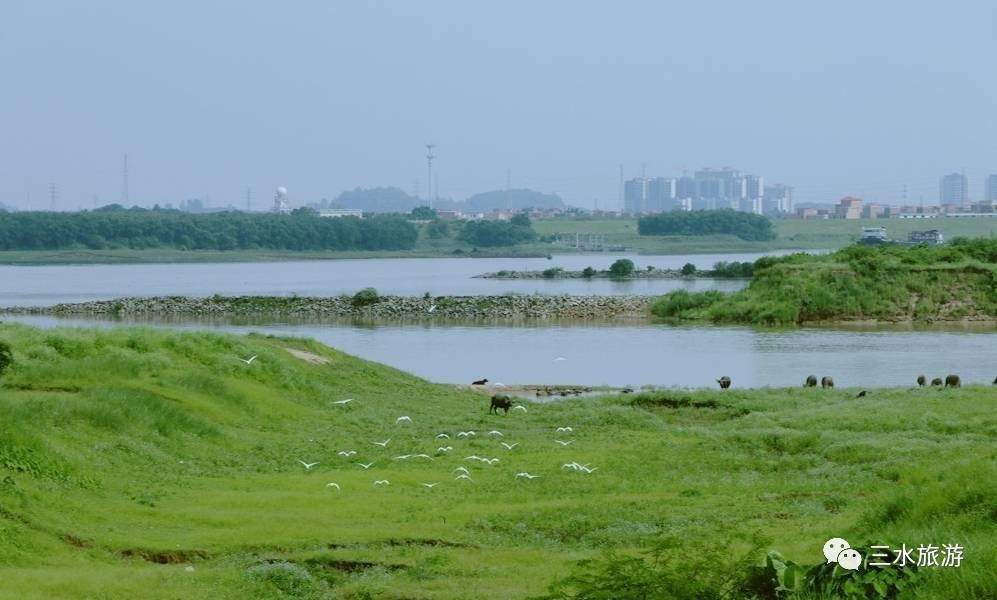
554, 357, 567, 362
453, 466, 470, 475
396, 416, 413, 424
373, 480, 390, 486
457, 431, 476, 438
515, 472, 541, 479
372, 438, 391, 447
326, 482, 340, 490
435, 433, 450, 439
500, 442, 519, 450
555, 440, 573, 446
513, 405, 527, 412
420, 482, 440, 488
297, 460, 319, 470
464, 455, 482, 461
555, 426, 573, 433
454, 474, 473, 482
239, 355, 258, 365
357, 462, 375, 469
428, 304, 437, 313
331, 398, 354, 405
487, 430, 503, 437
393, 454, 412, 460
337, 450, 357, 457
437, 446, 453, 453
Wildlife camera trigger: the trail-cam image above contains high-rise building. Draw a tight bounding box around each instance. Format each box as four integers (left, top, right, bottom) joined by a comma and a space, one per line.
985, 174, 997, 203
939, 173, 968, 206
763, 184, 793, 214
676, 176, 696, 200
646, 177, 676, 212
623, 178, 647, 214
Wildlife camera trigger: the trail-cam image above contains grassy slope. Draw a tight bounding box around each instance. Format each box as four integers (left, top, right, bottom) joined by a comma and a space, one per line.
0, 324, 994, 598
652, 243, 997, 325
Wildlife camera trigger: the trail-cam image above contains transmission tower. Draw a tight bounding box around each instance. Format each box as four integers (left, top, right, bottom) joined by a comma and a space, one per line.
122, 153, 130, 205
425, 144, 435, 208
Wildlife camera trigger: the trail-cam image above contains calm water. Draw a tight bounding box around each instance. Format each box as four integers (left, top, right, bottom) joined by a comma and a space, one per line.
0, 251, 801, 307
7, 315, 995, 389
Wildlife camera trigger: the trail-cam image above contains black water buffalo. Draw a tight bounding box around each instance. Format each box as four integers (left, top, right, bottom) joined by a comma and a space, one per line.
821, 376, 834, 389
993, 376, 997, 385
944, 374, 961, 388
471, 378, 489, 386
489, 394, 514, 414
916, 375, 926, 387
930, 377, 943, 386
717, 376, 731, 390
805, 375, 818, 387
855, 390, 867, 398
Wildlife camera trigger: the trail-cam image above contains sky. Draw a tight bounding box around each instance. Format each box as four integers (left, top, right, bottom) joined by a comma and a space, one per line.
1, 1, 996, 211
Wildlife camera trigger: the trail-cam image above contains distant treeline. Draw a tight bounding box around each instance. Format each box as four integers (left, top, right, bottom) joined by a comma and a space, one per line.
638, 210, 775, 241
0, 207, 418, 251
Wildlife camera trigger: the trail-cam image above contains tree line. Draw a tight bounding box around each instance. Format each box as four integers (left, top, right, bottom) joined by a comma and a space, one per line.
0, 207, 419, 251
638, 209, 776, 241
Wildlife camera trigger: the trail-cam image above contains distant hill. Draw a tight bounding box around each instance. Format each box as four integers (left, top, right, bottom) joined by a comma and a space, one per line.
464, 189, 564, 211
333, 187, 422, 213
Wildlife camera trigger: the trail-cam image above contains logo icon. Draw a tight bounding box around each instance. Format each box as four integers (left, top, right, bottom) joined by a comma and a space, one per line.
823, 538, 862, 570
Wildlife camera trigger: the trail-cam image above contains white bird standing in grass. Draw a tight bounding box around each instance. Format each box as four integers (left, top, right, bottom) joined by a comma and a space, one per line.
357, 462, 375, 469
515, 472, 541, 480
238, 355, 258, 365
420, 482, 440, 488
326, 483, 340, 490
555, 440, 573, 446
396, 416, 413, 424
331, 398, 354, 405
500, 442, 519, 450
513, 405, 527, 413
373, 480, 390, 486
337, 450, 356, 457
297, 460, 319, 470
372, 438, 391, 447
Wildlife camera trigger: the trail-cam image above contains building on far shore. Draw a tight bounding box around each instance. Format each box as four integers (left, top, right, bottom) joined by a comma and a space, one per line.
318, 208, 363, 218
836, 196, 863, 219
986, 174, 997, 203
859, 227, 889, 244
940, 172, 969, 207
908, 230, 944, 245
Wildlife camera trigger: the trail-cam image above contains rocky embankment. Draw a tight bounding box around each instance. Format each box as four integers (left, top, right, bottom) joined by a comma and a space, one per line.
476, 268, 745, 280
4, 294, 654, 320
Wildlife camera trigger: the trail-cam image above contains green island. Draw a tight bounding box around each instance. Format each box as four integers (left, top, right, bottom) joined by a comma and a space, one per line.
0, 323, 993, 599
651, 238, 997, 325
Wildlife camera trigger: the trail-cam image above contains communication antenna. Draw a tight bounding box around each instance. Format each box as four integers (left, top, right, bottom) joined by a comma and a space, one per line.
425, 144, 436, 209
122, 153, 130, 204
49, 182, 59, 211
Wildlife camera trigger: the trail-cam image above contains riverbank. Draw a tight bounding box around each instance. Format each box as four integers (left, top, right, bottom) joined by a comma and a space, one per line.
0, 323, 992, 598
3, 294, 655, 320
475, 267, 748, 280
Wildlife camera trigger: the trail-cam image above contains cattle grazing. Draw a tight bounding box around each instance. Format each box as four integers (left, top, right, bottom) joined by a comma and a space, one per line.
930, 377, 943, 387
993, 376, 997, 385
944, 374, 961, 388
821, 376, 834, 389
471, 378, 489, 386
489, 394, 514, 415
916, 375, 926, 387
804, 375, 817, 387
855, 390, 867, 398
717, 376, 731, 390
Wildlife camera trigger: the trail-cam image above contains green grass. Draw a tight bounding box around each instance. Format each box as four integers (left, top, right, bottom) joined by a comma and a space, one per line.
651, 240, 997, 325
0, 323, 994, 598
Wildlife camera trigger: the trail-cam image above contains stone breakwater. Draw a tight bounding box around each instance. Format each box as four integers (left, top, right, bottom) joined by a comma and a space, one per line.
5, 295, 654, 320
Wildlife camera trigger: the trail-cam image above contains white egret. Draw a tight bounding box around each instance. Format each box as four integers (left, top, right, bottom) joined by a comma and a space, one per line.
238, 355, 258, 365
373, 480, 390, 486
297, 460, 319, 470
326, 483, 341, 490
372, 438, 391, 447
500, 442, 519, 450
331, 398, 354, 405
396, 416, 413, 424
515, 472, 541, 479
420, 482, 440, 488
357, 462, 375, 469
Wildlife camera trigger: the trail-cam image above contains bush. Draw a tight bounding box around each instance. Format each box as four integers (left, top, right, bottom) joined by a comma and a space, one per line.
681, 262, 697, 276
638, 209, 776, 241
0, 341, 11, 377
542, 267, 564, 279
459, 219, 536, 247
351, 287, 381, 308
581, 267, 596, 278
608, 259, 635, 277
246, 561, 316, 596
711, 261, 754, 278
426, 219, 451, 239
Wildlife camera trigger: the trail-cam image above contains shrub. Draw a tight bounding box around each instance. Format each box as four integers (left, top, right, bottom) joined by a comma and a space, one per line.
638, 209, 776, 241
246, 561, 315, 596
542, 267, 564, 279
608, 259, 635, 277
711, 261, 754, 278
581, 267, 596, 278
680, 262, 697, 276
351, 287, 381, 308
0, 341, 11, 377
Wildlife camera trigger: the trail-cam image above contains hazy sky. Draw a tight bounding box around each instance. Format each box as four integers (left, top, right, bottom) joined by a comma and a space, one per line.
2, 1, 996, 210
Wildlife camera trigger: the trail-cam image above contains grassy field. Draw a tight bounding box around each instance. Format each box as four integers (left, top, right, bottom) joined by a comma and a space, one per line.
534, 216, 997, 254
0, 324, 993, 598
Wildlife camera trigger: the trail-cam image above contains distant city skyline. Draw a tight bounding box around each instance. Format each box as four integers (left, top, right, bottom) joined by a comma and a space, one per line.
1, 2, 996, 211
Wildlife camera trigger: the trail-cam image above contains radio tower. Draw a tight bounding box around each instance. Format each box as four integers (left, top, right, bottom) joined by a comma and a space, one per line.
425, 144, 436, 209
122, 153, 130, 205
